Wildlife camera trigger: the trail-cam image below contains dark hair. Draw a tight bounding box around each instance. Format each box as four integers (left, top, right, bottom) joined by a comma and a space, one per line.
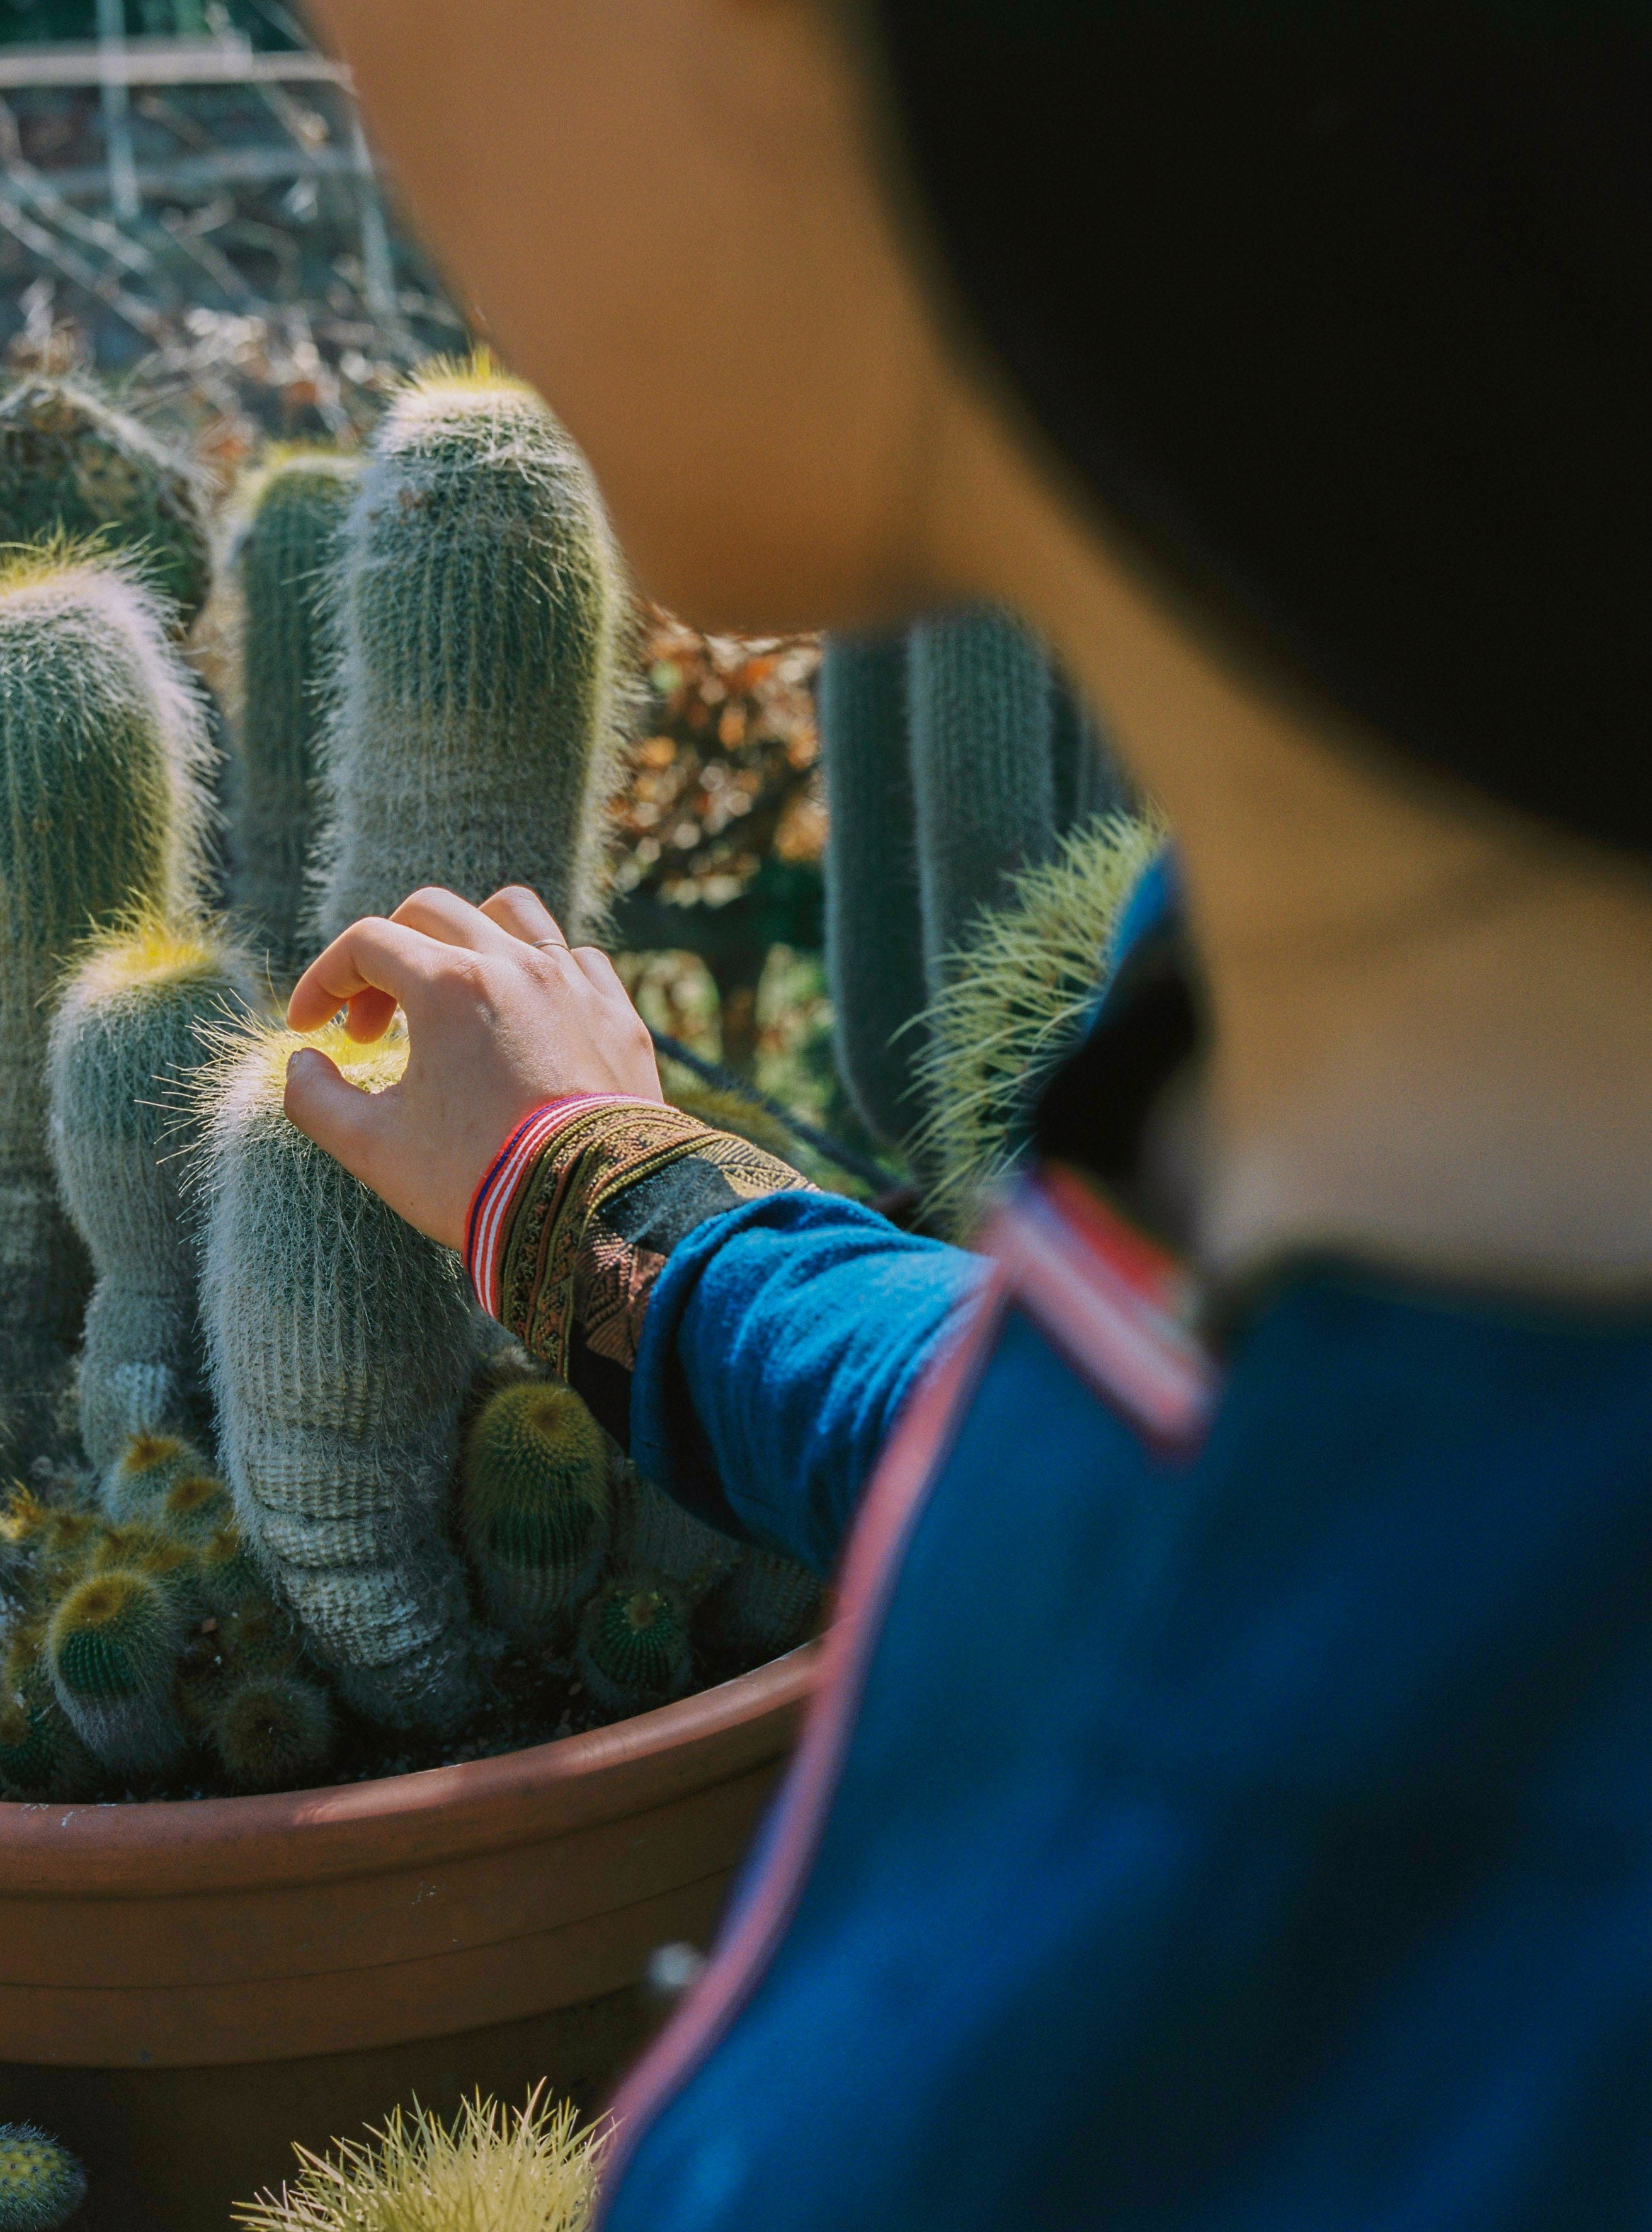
867, 1, 1652, 855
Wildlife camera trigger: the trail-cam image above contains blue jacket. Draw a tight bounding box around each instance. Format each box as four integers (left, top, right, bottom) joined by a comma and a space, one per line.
597, 901, 1651, 2229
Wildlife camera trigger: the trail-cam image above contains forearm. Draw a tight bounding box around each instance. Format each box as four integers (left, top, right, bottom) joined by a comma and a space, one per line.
467, 1096, 986, 1571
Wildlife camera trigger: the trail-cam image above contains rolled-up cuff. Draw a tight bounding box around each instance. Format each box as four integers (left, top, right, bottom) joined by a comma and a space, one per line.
464, 1094, 642, 1318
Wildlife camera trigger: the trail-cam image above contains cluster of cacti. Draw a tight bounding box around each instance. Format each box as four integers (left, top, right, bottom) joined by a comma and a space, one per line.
0, 1427, 337, 1799
0, 373, 211, 629
0, 2122, 87, 2231
0, 542, 212, 1467
311, 355, 627, 945
226, 450, 359, 988
46, 918, 256, 1470
457, 1372, 820, 1718
197, 1018, 479, 1734
819, 605, 1140, 1166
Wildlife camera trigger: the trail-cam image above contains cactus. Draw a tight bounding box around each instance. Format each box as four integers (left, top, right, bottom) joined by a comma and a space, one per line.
47, 919, 256, 1471
197, 1017, 477, 1731
197, 1520, 268, 1614
576, 1578, 692, 1719
152, 1469, 236, 1546
45, 1564, 186, 1775
211, 1670, 335, 1792
0, 2123, 87, 2231
228, 451, 358, 986
817, 629, 931, 1151
0, 1627, 96, 1799
101, 1428, 211, 1526
610, 1464, 739, 1603
460, 1379, 612, 1643
217, 1594, 301, 1677
910, 814, 1165, 1236
313, 357, 627, 945
0, 372, 211, 628
698, 1547, 823, 1667
0, 545, 209, 1466
908, 605, 1059, 996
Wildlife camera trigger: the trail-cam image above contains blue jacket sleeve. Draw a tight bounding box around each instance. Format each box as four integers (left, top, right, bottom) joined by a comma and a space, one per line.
629, 1193, 988, 1576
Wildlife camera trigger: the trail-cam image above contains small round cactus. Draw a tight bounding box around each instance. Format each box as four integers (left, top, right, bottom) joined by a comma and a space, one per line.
217, 1595, 300, 1678
698, 1547, 824, 1668
0, 370, 211, 625
0, 1631, 96, 1800
45, 1565, 185, 1775
211, 1671, 335, 1792
576, 1578, 693, 1720
0, 2122, 87, 2231
460, 1380, 611, 1641
101, 1429, 210, 1527
47, 917, 256, 1470
610, 1464, 739, 1603
197, 1521, 266, 1615
153, 1470, 236, 1547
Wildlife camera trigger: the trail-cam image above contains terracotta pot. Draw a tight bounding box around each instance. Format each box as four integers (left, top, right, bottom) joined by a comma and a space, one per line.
0, 1647, 814, 2232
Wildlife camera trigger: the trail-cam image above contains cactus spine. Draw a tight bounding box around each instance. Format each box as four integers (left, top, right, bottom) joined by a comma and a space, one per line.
576, 1579, 692, 1719
0, 547, 208, 1465
0, 2124, 88, 2232
47, 920, 254, 1470
314, 359, 625, 943
0, 373, 211, 628
460, 1379, 611, 1642
229, 452, 358, 985
45, 1564, 186, 1775
817, 629, 931, 1151
198, 1018, 477, 1731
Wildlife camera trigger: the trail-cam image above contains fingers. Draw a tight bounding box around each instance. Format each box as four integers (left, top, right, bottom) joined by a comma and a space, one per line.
287, 916, 444, 1033
390, 885, 527, 957
282, 1046, 391, 1186
479, 884, 567, 947
569, 944, 627, 997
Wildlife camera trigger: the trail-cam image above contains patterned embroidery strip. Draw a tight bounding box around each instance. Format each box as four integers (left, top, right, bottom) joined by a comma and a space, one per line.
464, 1094, 640, 1316
489, 1100, 811, 1379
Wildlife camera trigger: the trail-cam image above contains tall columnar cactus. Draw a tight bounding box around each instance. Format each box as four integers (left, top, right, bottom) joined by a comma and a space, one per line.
47, 920, 255, 1471
460, 1379, 612, 1643
45, 1564, 186, 1775
817, 630, 931, 1152
0, 374, 212, 629
576, 1578, 692, 1720
314, 358, 627, 945
0, 547, 208, 1466
229, 451, 358, 985
0, 2123, 88, 2232
908, 605, 1058, 996
198, 1018, 478, 1731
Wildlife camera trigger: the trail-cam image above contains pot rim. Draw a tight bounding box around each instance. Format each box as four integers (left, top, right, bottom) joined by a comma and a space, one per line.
0, 1645, 817, 1899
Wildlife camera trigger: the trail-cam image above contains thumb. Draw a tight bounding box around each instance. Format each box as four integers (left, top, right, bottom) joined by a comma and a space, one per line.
283, 1046, 387, 1184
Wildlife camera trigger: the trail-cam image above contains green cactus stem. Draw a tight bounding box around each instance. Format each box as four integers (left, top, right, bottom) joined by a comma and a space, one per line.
197, 1521, 268, 1615
152, 1470, 236, 1547
211, 1670, 335, 1792
0, 372, 211, 627
101, 1428, 211, 1527
228, 450, 358, 986
197, 1017, 477, 1732
0, 545, 210, 1466
610, 1464, 740, 1604
0, 1629, 97, 1800
45, 1564, 186, 1775
313, 356, 627, 945
698, 1547, 824, 1668
576, 1578, 692, 1720
0, 2123, 88, 2232
908, 605, 1058, 999
817, 629, 931, 1152
460, 1379, 612, 1642
217, 1594, 301, 1677
47, 918, 255, 1471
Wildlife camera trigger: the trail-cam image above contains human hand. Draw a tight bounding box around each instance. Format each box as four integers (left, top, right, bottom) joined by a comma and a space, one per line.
283, 884, 663, 1252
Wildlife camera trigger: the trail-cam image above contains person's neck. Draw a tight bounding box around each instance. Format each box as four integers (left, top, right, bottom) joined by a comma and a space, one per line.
917, 377, 1652, 1295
